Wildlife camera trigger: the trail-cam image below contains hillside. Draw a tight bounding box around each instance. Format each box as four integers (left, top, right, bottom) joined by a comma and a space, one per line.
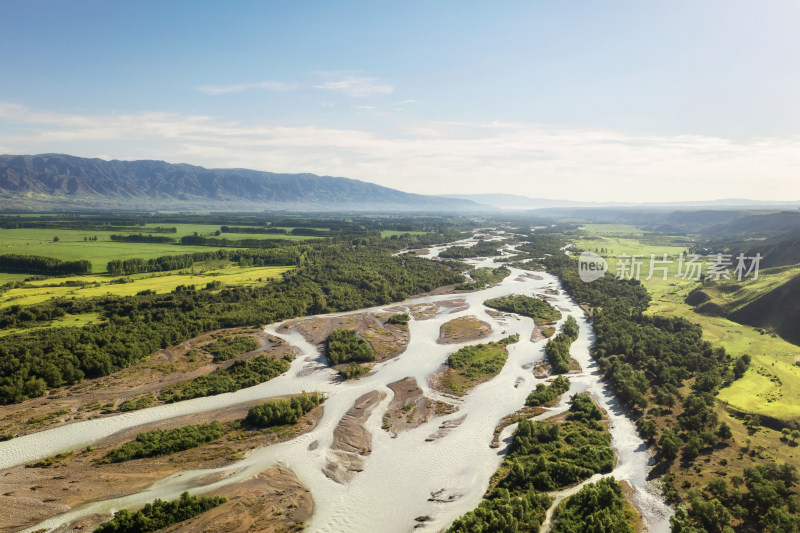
728, 274, 800, 346
0, 154, 484, 212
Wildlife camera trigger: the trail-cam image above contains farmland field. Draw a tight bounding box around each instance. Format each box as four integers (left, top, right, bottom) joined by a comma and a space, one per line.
0, 225, 319, 276
0, 264, 292, 309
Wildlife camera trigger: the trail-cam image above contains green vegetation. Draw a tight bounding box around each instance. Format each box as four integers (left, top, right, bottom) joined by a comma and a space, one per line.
0, 241, 462, 404
552, 477, 634, 533
449, 394, 622, 532
110, 234, 176, 244
204, 335, 260, 362
484, 294, 562, 324
455, 266, 511, 291
116, 395, 155, 412
26, 450, 74, 468
0, 265, 291, 309
0, 253, 92, 275
0, 226, 220, 273
439, 240, 501, 259
387, 312, 409, 325
94, 492, 226, 533
572, 227, 800, 420
539, 224, 800, 530
338, 362, 370, 380
179, 234, 315, 247
443, 335, 519, 395
526, 375, 570, 406
326, 329, 375, 365
671, 462, 799, 532
159, 355, 292, 403
544, 315, 579, 374
245, 392, 325, 427
500, 396, 614, 492
220, 225, 292, 234
447, 488, 553, 533
104, 422, 225, 463
106, 247, 301, 276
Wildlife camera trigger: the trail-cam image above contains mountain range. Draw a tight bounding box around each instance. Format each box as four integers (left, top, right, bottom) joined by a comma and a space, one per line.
0, 154, 484, 212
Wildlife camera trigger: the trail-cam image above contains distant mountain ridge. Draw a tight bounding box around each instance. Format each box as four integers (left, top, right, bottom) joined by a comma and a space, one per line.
0, 154, 485, 212
441, 193, 800, 211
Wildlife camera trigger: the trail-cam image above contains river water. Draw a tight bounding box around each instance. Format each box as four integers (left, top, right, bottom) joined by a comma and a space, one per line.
6, 243, 672, 533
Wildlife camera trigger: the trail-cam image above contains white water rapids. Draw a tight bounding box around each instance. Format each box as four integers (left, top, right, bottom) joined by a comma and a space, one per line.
3, 245, 672, 533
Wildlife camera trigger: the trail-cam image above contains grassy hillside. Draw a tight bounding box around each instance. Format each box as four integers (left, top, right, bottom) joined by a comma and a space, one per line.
574, 225, 800, 420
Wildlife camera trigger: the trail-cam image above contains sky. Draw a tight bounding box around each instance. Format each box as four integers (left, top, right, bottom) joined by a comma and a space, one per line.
1, 0, 799, 202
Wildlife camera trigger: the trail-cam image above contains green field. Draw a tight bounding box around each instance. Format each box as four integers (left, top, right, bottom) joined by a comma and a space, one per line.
575, 225, 800, 420
0, 311, 103, 338
0, 227, 218, 275
380, 230, 426, 238
0, 264, 292, 309
0, 225, 319, 276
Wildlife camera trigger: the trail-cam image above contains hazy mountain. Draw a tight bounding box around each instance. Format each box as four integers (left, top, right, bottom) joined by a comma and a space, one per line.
0, 154, 487, 212
440, 193, 593, 210
442, 194, 800, 212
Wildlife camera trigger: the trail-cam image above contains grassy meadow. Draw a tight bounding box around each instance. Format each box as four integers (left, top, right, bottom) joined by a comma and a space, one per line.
0, 224, 319, 277
0, 264, 292, 308
575, 225, 800, 420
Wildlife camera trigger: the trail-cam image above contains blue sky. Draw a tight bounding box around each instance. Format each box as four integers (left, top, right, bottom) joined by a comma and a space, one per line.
1, 0, 798, 201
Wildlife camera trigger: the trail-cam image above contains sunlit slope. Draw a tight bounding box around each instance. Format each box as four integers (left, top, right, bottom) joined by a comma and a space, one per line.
575, 226, 800, 420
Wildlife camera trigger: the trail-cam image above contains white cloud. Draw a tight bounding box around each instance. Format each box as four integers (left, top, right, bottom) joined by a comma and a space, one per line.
1, 102, 799, 202
314, 74, 393, 97
196, 81, 296, 95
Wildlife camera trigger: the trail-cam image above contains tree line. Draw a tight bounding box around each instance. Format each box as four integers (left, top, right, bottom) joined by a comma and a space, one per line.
245, 392, 325, 427
0, 254, 92, 275
158, 355, 293, 403
104, 421, 225, 463
106, 246, 304, 275
94, 492, 226, 533
109, 234, 176, 243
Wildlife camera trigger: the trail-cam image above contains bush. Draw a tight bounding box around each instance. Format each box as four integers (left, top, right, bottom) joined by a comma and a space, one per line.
338, 362, 369, 380
526, 375, 570, 406
544, 316, 579, 374
94, 492, 226, 533
205, 335, 260, 362
104, 422, 225, 463
387, 313, 410, 325
553, 477, 634, 532
484, 294, 562, 323
159, 355, 291, 403
246, 392, 325, 427
326, 329, 375, 365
